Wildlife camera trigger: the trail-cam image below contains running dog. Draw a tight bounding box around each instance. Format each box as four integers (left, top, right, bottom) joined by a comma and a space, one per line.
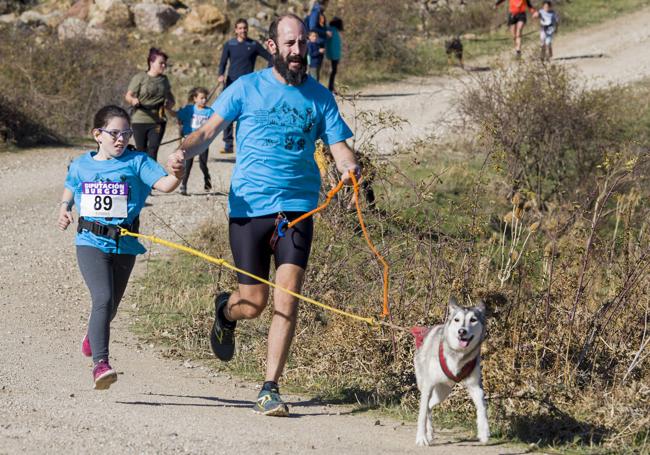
412, 297, 489, 446
445, 36, 464, 68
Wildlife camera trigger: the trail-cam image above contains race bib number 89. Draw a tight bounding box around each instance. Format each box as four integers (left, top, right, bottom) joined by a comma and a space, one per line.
80, 182, 128, 218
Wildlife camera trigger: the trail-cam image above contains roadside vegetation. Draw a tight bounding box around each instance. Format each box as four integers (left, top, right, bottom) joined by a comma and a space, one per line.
133, 64, 649, 452
2, 0, 649, 147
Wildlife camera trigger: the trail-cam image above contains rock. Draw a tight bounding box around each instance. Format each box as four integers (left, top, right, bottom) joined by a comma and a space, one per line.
132, 3, 179, 33
65, 0, 91, 21
183, 4, 228, 34
57, 17, 86, 40
19, 10, 48, 27
0, 13, 17, 24
89, 0, 132, 28
247, 17, 262, 30
43, 11, 65, 28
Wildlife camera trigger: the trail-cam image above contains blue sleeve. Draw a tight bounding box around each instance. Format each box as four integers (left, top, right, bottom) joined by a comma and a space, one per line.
218, 43, 230, 76
64, 159, 79, 193
137, 153, 167, 188
319, 94, 353, 145
177, 106, 190, 126
255, 41, 272, 66
211, 79, 244, 122
308, 5, 320, 31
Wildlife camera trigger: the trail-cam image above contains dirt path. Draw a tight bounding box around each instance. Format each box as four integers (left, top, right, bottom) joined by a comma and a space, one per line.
2, 8, 649, 454
344, 6, 650, 154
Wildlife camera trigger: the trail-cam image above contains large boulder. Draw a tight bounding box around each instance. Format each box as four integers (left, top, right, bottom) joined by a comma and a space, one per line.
183, 4, 228, 34
88, 0, 132, 28
0, 13, 17, 24
131, 3, 179, 33
18, 10, 48, 26
57, 16, 107, 41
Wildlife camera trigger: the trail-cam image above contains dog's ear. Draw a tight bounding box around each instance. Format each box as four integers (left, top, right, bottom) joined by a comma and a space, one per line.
476, 299, 486, 315
448, 296, 461, 316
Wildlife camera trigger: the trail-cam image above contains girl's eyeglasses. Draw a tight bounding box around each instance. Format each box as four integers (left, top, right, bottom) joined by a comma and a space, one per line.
100, 128, 133, 141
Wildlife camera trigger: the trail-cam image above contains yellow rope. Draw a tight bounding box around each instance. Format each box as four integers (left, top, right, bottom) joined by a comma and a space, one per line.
120, 228, 379, 327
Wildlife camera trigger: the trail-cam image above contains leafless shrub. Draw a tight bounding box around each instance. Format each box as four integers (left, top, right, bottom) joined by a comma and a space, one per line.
0, 26, 137, 144
459, 62, 631, 204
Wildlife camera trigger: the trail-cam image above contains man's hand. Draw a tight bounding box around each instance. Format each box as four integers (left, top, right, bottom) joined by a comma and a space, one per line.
167, 149, 186, 179
341, 163, 361, 185
218, 75, 225, 84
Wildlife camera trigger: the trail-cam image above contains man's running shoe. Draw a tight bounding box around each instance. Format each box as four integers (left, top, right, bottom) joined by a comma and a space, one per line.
92, 360, 117, 390
81, 334, 92, 357
219, 148, 234, 154
254, 385, 289, 417
204, 178, 212, 192
209, 292, 236, 361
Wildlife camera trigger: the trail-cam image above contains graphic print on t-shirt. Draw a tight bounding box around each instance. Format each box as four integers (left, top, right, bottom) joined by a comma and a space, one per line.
255, 101, 316, 151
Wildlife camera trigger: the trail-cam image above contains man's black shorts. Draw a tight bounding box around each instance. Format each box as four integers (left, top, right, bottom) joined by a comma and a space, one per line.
507, 12, 527, 26
229, 212, 314, 285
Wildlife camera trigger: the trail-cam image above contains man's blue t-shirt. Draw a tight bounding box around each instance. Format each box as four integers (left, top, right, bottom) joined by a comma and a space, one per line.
64, 149, 167, 254
211, 68, 353, 218
177, 104, 215, 136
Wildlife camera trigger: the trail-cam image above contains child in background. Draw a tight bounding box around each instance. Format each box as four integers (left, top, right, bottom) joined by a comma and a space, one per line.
537, 0, 558, 61
176, 87, 214, 195
57, 105, 182, 390
326, 17, 343, 92
307, 30, 325, 82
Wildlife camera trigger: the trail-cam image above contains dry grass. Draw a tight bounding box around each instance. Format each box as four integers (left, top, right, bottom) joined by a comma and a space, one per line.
132, 67, 650, 452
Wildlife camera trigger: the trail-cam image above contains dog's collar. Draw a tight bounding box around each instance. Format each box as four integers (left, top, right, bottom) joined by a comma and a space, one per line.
438, 341, 478, 383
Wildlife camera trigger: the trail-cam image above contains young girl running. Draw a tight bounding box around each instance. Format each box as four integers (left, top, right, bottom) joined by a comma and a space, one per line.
57, 105, 182, 390
176, 87, 214, 195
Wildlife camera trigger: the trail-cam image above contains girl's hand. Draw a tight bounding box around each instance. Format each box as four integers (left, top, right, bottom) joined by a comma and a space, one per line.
58, 206, 74, 231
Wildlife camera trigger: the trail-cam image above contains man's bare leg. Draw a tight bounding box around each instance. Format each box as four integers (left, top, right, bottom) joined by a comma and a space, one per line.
226, 283, 269, 320
265, 263, 304, 382
515, 21, 525, 53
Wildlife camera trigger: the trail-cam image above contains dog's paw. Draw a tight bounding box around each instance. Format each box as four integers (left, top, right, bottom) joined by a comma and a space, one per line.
477, 431, 490, 444
415, 433, 433, 447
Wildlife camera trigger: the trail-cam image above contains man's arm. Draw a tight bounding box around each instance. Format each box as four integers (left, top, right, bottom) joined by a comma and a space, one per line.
494, 0, 505, 8
255, 41, 273, 66
167, 114, 230, 166
329, 140, 361, 185
218, 43, 230, 83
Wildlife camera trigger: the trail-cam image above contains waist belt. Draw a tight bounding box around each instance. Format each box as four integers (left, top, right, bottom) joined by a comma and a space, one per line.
77, 217, 139, 251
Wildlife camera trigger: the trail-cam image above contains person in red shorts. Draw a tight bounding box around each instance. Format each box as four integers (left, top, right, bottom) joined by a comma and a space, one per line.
495, 0, 537, 58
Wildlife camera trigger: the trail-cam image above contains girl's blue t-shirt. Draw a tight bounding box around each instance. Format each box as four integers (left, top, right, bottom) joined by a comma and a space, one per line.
212, 68, 353, 218
177, 104, 215, 136
64, 149, 167, 255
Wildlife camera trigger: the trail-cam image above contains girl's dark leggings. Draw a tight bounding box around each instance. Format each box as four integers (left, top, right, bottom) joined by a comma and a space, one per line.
182, 148, 211, 187
328, 59, 339, 92
132, 122, 166, 162
76, 246, 136, 364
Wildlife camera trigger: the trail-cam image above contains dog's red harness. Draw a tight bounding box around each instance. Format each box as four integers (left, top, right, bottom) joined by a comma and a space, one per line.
438, 341, 477, 383
411, 326, 478, 383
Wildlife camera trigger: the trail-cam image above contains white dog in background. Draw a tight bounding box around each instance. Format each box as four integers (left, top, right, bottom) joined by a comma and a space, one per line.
412, 297, 489, 446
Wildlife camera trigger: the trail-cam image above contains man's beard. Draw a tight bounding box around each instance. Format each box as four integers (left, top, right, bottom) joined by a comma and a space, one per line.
273, 51, 307, 86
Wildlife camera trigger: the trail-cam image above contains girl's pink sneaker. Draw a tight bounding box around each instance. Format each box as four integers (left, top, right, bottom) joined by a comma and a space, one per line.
81, 334, 92, 357
92, 360, 117, 390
